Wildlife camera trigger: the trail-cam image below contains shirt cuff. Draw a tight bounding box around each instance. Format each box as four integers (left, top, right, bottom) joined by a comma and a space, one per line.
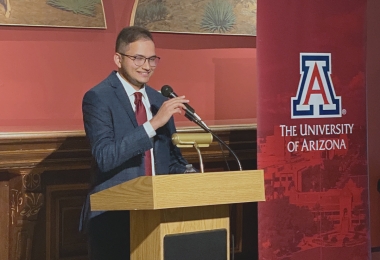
143, 122, 156, 138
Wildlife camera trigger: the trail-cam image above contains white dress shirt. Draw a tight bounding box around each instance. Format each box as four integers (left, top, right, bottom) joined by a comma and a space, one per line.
116, 72, 156, 175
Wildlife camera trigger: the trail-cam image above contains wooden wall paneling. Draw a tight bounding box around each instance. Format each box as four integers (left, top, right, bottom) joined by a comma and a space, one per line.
46, 184, 89, 260
0, 132, 92, 171
230, 204, 243, 253
0, 122, 257, 260
0, 175, 10, 260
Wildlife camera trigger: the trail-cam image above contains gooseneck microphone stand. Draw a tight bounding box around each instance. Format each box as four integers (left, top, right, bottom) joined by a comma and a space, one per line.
184, 113, 243, 171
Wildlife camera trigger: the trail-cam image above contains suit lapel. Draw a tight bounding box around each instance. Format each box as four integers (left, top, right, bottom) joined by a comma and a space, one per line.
109, 71, 163, 128
109, 72, 139, 127
146, 86, 161, 116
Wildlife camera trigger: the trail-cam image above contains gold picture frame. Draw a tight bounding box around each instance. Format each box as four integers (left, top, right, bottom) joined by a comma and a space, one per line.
0, 0, 106, 28
130, 0, 256, 36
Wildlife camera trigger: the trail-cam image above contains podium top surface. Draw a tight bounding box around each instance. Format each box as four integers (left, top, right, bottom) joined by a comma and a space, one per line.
90, 170, 265, 211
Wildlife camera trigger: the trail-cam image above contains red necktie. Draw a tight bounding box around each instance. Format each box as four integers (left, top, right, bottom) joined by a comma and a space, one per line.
134, 92, 152, 176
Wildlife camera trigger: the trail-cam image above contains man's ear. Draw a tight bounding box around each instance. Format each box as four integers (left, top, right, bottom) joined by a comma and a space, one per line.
114, 53, 122, 68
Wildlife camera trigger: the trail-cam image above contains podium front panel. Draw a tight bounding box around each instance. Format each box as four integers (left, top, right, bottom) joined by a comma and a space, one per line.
164, 229, 227, 260
130, 205, 230, 260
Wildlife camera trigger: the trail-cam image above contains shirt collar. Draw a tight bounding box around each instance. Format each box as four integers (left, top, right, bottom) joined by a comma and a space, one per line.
116, 72, 148, 99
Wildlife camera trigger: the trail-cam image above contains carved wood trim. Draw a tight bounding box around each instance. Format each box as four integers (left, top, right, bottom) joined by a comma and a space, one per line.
8, 169, 44, 260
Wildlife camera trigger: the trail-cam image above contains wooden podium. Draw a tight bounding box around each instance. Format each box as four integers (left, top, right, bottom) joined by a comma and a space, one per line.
90, 170, 265, 260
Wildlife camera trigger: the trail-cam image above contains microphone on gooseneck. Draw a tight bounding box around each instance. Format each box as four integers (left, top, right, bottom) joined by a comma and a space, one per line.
160, 85, 243, 171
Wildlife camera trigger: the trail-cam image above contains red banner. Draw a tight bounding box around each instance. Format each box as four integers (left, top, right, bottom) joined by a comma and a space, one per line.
257, 1, 369, 259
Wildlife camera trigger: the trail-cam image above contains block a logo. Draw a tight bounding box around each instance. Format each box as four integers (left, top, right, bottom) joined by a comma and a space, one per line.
291, 53, 342, 119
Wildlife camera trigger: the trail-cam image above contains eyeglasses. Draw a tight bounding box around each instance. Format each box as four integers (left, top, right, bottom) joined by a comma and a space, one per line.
118, 53, 161, 67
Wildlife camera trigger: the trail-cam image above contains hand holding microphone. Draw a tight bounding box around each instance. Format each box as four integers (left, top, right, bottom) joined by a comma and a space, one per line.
149, 89, 189, 130
161, 85, 207, 126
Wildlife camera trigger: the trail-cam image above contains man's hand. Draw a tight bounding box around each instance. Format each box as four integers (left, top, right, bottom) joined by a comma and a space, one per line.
150, 96, 189, 130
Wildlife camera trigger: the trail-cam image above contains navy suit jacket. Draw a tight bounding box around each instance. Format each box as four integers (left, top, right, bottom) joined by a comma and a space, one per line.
80, 71, 188, 231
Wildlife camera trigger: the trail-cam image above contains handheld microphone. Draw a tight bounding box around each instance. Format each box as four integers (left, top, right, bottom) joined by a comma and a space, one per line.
160, 85, 242, 171
161, 85, 205, 124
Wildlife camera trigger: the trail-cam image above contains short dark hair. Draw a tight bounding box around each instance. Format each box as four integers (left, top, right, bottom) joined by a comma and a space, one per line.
115, 26, 154, 53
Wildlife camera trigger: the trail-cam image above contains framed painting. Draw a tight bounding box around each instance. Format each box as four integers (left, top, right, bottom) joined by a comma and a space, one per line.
130, 0, 256, 36
0, 0, 106, 28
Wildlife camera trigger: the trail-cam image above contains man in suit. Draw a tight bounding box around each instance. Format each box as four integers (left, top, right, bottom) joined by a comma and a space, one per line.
80, 26, 190, 260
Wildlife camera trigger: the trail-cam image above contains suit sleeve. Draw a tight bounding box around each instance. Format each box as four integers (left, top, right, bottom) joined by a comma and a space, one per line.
83, 90, 152, 173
